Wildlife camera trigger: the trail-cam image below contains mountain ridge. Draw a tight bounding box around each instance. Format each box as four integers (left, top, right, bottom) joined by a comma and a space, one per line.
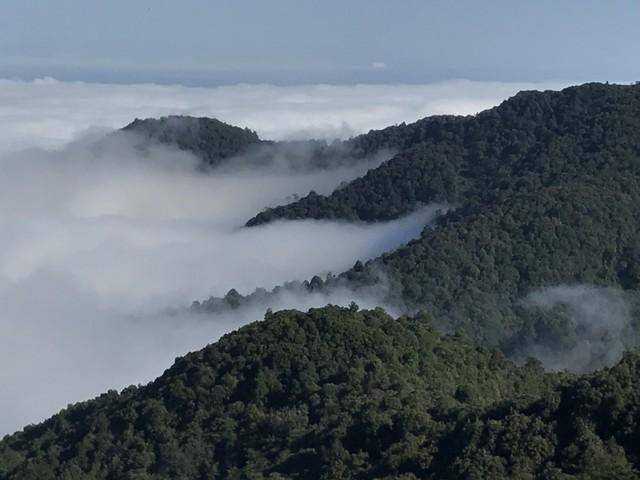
121, 115, 264, 166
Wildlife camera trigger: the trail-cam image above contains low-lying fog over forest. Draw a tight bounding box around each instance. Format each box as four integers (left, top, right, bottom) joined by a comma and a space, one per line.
0, 79, 568, 435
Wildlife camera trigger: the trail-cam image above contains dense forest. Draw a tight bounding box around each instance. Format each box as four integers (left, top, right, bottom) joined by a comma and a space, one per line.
2, 306, 639, 479
197, 171, 640, 362
338, 174, 640, 353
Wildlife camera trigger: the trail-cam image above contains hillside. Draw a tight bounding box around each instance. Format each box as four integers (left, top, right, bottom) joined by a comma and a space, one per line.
339, 174, 640, 349
247, 83, 640, 225
2, 306, 639, 479
202, 171, 640, 365
196, 83, 640, 361
122, 116, 263, 166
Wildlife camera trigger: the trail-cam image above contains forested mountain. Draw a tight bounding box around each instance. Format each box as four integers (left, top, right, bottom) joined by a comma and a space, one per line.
247, 83, 640, 225
206, 83, 640, 360
121, 114, 397, 171
202, 171, 640, 364
337, 85, 640, 350
121, 116, 264, 166
2, 306, 639, 479
338, 173, 640, 350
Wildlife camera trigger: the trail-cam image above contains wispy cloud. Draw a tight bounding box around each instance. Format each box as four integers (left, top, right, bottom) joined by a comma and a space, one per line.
371, 61, 388, 70
518, 285, 639, 373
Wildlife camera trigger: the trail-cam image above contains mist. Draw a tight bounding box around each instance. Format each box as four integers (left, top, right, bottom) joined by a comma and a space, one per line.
519, 285, 640, 374
0, 124, 442, 435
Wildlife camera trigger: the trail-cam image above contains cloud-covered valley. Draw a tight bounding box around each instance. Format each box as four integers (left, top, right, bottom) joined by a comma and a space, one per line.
0, 78, 570, 435
0, 132, 444, 434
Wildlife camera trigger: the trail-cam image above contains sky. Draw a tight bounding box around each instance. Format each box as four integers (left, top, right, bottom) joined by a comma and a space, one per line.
1, 0, 639, 85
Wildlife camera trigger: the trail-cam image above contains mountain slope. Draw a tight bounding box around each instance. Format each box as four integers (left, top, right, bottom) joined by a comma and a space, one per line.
212, 83, 640, 361
444, 351, 640, 479
2, 306, 639, 479
247, 83, 640, 225
203, 165, 640, 365
122, 115, 263, 166
337, 173, 640, 349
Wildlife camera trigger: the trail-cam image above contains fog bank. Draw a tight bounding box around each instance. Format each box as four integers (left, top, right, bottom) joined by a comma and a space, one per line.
0, 130, 437, 434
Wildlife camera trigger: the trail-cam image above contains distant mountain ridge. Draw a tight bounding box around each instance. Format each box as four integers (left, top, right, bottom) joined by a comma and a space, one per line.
121, 114, 402, 172
122, 115, 264, 165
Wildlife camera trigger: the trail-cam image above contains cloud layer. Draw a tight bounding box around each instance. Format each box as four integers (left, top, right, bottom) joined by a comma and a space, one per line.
0, 77, 569, 152
0, 123, 435, 435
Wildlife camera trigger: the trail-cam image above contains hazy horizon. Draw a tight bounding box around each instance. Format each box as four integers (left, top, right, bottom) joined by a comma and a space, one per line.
2, 1, 639, 86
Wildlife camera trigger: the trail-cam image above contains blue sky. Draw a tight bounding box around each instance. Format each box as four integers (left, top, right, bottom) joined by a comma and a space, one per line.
1, 0, 639, 85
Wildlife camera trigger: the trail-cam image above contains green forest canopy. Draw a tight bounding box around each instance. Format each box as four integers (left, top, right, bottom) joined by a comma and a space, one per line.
1, 306, 638, 479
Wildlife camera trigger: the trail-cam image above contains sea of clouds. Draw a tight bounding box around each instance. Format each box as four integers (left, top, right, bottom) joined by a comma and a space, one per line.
0, 77, 568, 152
0, 78, 570, 435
